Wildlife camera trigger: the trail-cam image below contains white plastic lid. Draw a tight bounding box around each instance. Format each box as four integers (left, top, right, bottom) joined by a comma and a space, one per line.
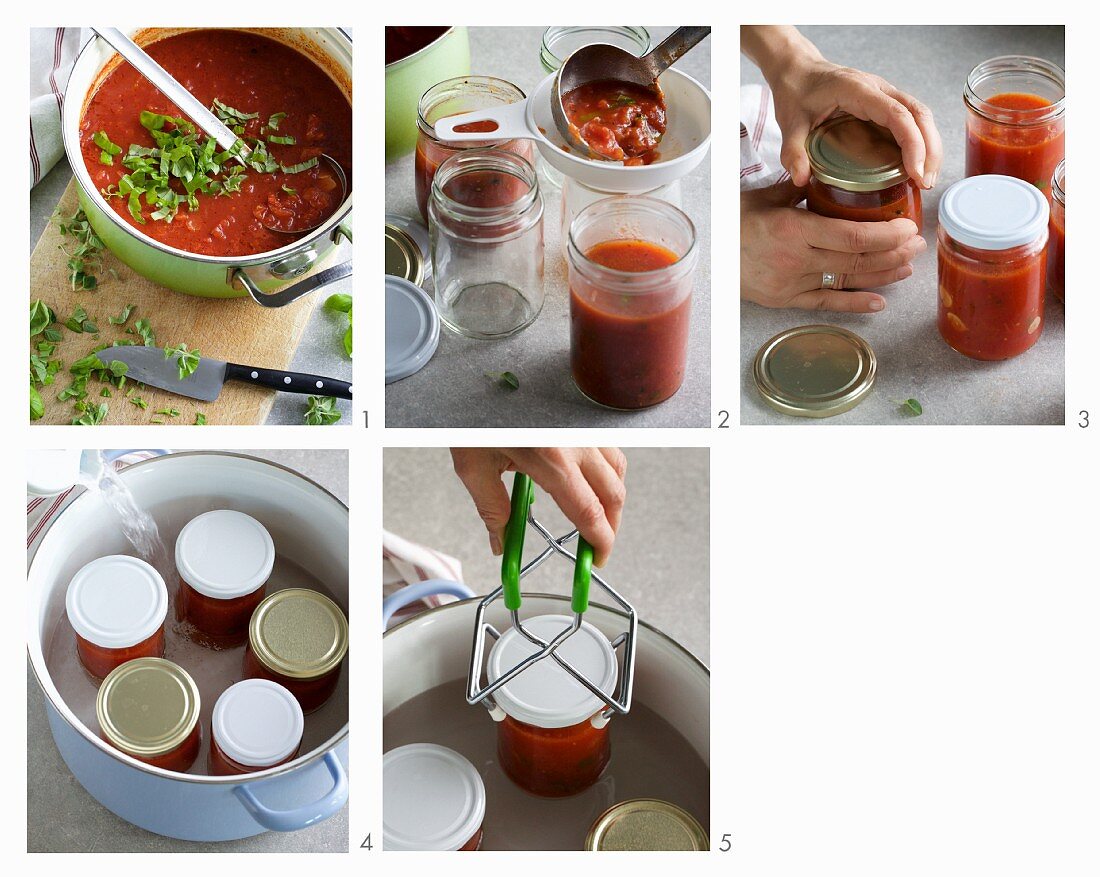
938, 174, 1050, 250
26, 449, 84, 496
488, 614, 617, 729
383, 744, 486, 851
175, 510, 275, 599
66, 555, 168, 649
212, 679, 305, 768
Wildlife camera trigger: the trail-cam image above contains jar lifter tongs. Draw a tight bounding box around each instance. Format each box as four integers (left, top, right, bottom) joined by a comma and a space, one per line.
466, 473, 637, 721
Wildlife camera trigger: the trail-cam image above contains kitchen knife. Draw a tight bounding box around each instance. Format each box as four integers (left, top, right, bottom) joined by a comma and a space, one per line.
105, 346, 352, 403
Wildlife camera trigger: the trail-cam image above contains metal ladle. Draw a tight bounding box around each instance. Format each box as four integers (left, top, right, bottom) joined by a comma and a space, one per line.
91, 27, 348, 233
551, 25, 711, 160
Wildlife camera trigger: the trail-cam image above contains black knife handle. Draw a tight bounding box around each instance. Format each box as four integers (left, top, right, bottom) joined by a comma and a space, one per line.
225, 362, 352, 400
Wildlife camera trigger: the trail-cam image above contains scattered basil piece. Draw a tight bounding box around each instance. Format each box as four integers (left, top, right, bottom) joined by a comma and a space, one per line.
130, 396, 148, 410
30, 300, 54, 336
164, 343, 201, 380
93, 130, 122, 165
304, 395, 341, 425
281, 185, 297, 195
109, 304, 136, 326
281, 157, 319, 174
268, 134, 296, 146
195, 412, 207, 425
893, 397, 923, 417
30, 384, 44, 420
155, 407, 181, 417
54, 209, 110, 290
267, 112, 287, 130
324, 293, 352, 358
101, 388, 112, 398
129, 318, 156, 347
72, 402, 108, 426
486, 371, 519, 390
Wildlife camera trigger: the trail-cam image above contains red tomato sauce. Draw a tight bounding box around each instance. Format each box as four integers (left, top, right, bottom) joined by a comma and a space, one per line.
497, 714, 610, 797
458, 829, 484, 851
937, 238, 1047, 360
561, 80, 666, 165
207, 736, 299, 776
80, 30, 352, 257
177, 579, 266, 648
76, 628, 164, 680
806, 178, 923, 232
570, 239, 690, 409
104, 721, 202, 773
965, 92, 1064, 189
385, 27, 449, 65
243, 646, 342, 714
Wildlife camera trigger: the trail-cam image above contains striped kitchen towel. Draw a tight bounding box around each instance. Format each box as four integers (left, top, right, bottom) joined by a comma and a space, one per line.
30, 28, 92, 188
383, 529, 464, 625
741, 83, 788, 191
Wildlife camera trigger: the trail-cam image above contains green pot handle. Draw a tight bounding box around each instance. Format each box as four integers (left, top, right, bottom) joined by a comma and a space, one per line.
501, 472, 533, 611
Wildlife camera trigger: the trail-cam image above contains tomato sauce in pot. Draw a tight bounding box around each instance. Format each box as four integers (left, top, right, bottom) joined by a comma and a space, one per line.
79, 29, 352, 257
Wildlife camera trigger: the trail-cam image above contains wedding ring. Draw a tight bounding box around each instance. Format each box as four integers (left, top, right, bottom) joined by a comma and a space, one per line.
822, 272, 838, 289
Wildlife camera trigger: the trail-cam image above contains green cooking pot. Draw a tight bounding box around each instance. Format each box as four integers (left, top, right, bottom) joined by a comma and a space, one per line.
385, 27, 470, 161
62, 27, 353, 308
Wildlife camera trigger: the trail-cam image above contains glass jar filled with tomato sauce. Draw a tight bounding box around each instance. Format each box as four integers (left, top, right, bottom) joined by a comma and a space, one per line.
66, 555, 168, 680
244, 588, 348, 714
1049, 160, 1065, 302
209, 679, 304, 776
487, 614, 618, 797
937, 174, 1049, 360
430, 148, 545, 339
383, 744, 486, 850
175, 510, 274, 647
964, 56, 1065, 188
806, 114, 923, 231
415, 76, 534, 223
96, 658, 201, 772
567, 196, 698, 409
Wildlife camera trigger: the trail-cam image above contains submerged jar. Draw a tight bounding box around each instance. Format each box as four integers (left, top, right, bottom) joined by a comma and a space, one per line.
430, 148, 545, 339
383, 744, 486, 851
487, 614, 618, 797
97, 657, 201, 772
209, 679, 304, 775
66, 555, 167, 680
937, 174, 1049, 360
175, 510, 274, 646
567, 196, 698, 409
415, 75, 534, 223
964, 55, 1065, 186
1049, 159, 1065, 302
244, 588, 349, 713
806, 113, 923, 231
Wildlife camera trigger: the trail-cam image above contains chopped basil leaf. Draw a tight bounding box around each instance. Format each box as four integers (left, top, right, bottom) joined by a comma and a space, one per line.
281, 157, 319, 174
109, 304, 136, 326
268, 134, 296, 146
194, 412, 207, 425
267, 112, 287, 130
486, 371, 520, 390
164, 343, 201, 379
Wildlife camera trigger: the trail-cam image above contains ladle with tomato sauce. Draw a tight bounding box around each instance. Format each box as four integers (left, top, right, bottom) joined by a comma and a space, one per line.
552, 26, 710, 163
92, 27, 347, 235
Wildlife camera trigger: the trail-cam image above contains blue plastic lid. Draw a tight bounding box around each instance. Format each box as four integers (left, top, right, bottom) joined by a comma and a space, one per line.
386, 275, 439, 383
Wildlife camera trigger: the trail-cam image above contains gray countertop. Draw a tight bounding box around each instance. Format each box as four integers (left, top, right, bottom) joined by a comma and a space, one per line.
27, 450, 349, 853
30, 161, 353, 427
740, 25, 1065, 425
383, 448, 710, 663
386, 26, 711, 427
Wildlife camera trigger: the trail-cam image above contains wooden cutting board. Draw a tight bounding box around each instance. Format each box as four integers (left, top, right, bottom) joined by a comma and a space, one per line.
31, 179, 328, 425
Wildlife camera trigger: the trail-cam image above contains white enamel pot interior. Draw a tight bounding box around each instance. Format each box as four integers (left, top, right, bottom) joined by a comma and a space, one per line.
27, 452, 349, 841
383, 594, 709, 765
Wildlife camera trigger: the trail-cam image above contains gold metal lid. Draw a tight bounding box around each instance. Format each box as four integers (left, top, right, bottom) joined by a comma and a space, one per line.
96, 658, 200, 757
807, 114, 907, 192
586, 799, 709, 851
753, 325, 877, 418
385, 223, 424, 287
249, 588, 349, 680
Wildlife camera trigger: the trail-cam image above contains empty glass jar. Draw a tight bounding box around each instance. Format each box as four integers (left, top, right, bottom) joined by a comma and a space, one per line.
429, 148, 545, 339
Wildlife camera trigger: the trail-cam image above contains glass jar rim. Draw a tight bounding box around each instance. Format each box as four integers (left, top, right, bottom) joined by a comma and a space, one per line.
539, 26, 652, 72
430, 147, 541, 225
1052, 159, 1066, 205
417, 75, 527, 138
567, 195, 698, 293
964, 55, 1065, 125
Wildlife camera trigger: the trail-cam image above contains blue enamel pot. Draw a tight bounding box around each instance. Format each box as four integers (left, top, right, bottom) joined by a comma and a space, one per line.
27, 452, 349, 841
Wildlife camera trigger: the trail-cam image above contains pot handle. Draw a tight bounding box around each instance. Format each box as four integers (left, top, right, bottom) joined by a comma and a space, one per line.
234, 751, 348, 832
382, 579, 476, 630
231, 259, 353, 309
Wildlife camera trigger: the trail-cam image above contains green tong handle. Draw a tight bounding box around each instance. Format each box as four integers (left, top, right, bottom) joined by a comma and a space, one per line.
501, 472, 533, 611
572, 537, 593, 614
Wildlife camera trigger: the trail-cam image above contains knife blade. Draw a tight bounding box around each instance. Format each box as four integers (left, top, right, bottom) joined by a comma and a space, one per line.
105, 346, 352, 402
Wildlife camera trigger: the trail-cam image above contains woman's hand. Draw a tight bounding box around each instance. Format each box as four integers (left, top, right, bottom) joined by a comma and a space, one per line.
741, 180, 925, 312
743, 26, 943, 189
451, 448, 627, 567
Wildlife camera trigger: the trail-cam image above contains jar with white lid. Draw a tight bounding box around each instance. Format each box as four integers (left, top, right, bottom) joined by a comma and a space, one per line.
487, 614, 617, 797
383, 743, 486, 850
175, 510, 275, 646
937, 174, 1049, 361
97, 657, 201, 772
209, 679, 305, 775
66, 555, 168, 679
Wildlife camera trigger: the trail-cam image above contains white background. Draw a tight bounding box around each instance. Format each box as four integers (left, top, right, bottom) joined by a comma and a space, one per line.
10, 3, 1098, 873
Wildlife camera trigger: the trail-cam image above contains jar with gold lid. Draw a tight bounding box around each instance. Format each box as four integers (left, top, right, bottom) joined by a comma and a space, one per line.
806, 113, 923, 231
586, 799, 709, 850
96, 657, 201, 773
243, 588, 349, 713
